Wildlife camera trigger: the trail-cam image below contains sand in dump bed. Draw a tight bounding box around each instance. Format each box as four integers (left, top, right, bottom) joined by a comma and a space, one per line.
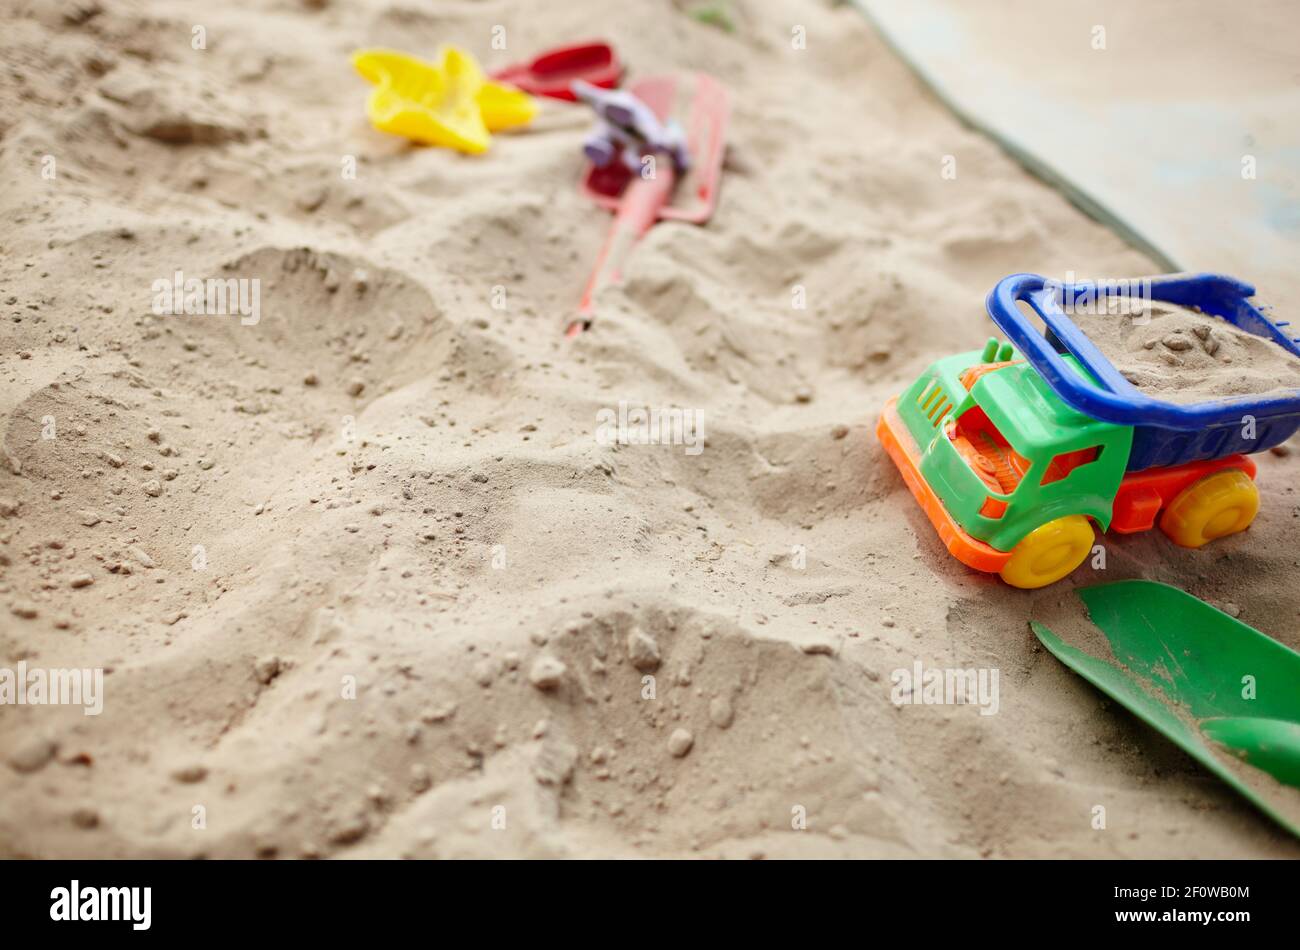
1065, 299, 1300, 404
2, 0, 1299, 859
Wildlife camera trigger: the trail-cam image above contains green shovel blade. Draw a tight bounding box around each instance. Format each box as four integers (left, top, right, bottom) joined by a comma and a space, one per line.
1032, 579, 1300, 838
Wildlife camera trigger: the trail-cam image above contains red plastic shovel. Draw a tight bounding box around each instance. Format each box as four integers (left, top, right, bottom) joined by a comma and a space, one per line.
490, 41, 622, 101
567, 72, 729, 337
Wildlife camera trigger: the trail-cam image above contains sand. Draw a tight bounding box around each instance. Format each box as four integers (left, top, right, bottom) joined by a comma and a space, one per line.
2, 0, 1299, 859
1066, 299, 1300, 404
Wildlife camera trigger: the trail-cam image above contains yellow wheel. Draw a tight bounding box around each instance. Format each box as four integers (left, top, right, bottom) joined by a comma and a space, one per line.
999, 515, 1094, 589
1159, 469, 1259, 548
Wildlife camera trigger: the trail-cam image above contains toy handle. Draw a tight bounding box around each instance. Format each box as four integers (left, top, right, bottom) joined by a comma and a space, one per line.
987, 272, 1300, 435
985, 273, 1133, 397
568, 163, 675, 336
987, 272, 1278, 396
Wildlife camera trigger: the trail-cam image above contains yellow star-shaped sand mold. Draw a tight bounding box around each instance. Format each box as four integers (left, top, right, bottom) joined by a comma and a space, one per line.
352, 46, 537, 153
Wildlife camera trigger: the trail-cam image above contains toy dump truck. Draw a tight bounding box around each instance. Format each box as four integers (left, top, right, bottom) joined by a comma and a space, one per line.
877, 273, 1300, 588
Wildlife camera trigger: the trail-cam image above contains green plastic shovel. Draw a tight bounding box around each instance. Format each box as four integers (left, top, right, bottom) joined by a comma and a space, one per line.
1032, 580, 1300, 838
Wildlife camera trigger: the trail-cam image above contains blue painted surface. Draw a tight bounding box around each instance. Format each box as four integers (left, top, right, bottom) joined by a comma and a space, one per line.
853, 0, 1300, 304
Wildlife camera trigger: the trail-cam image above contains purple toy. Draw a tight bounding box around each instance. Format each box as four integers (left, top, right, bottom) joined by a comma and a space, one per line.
571, 79, 690, 175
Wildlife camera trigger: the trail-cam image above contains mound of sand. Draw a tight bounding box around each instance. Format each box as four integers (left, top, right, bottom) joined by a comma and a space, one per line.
1, 0, 1297, 858
1066, 300, 1300, 404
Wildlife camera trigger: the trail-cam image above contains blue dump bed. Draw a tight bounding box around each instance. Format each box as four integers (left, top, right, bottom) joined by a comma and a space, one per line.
985, 273, 1300, 471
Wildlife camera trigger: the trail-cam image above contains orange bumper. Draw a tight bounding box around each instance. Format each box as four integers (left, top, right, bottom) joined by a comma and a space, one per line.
1110, 453, 1257, 533
876, 397, 1011, 574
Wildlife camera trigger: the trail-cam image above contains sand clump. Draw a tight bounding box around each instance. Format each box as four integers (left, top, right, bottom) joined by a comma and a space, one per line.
1065, 299, 1300, 404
